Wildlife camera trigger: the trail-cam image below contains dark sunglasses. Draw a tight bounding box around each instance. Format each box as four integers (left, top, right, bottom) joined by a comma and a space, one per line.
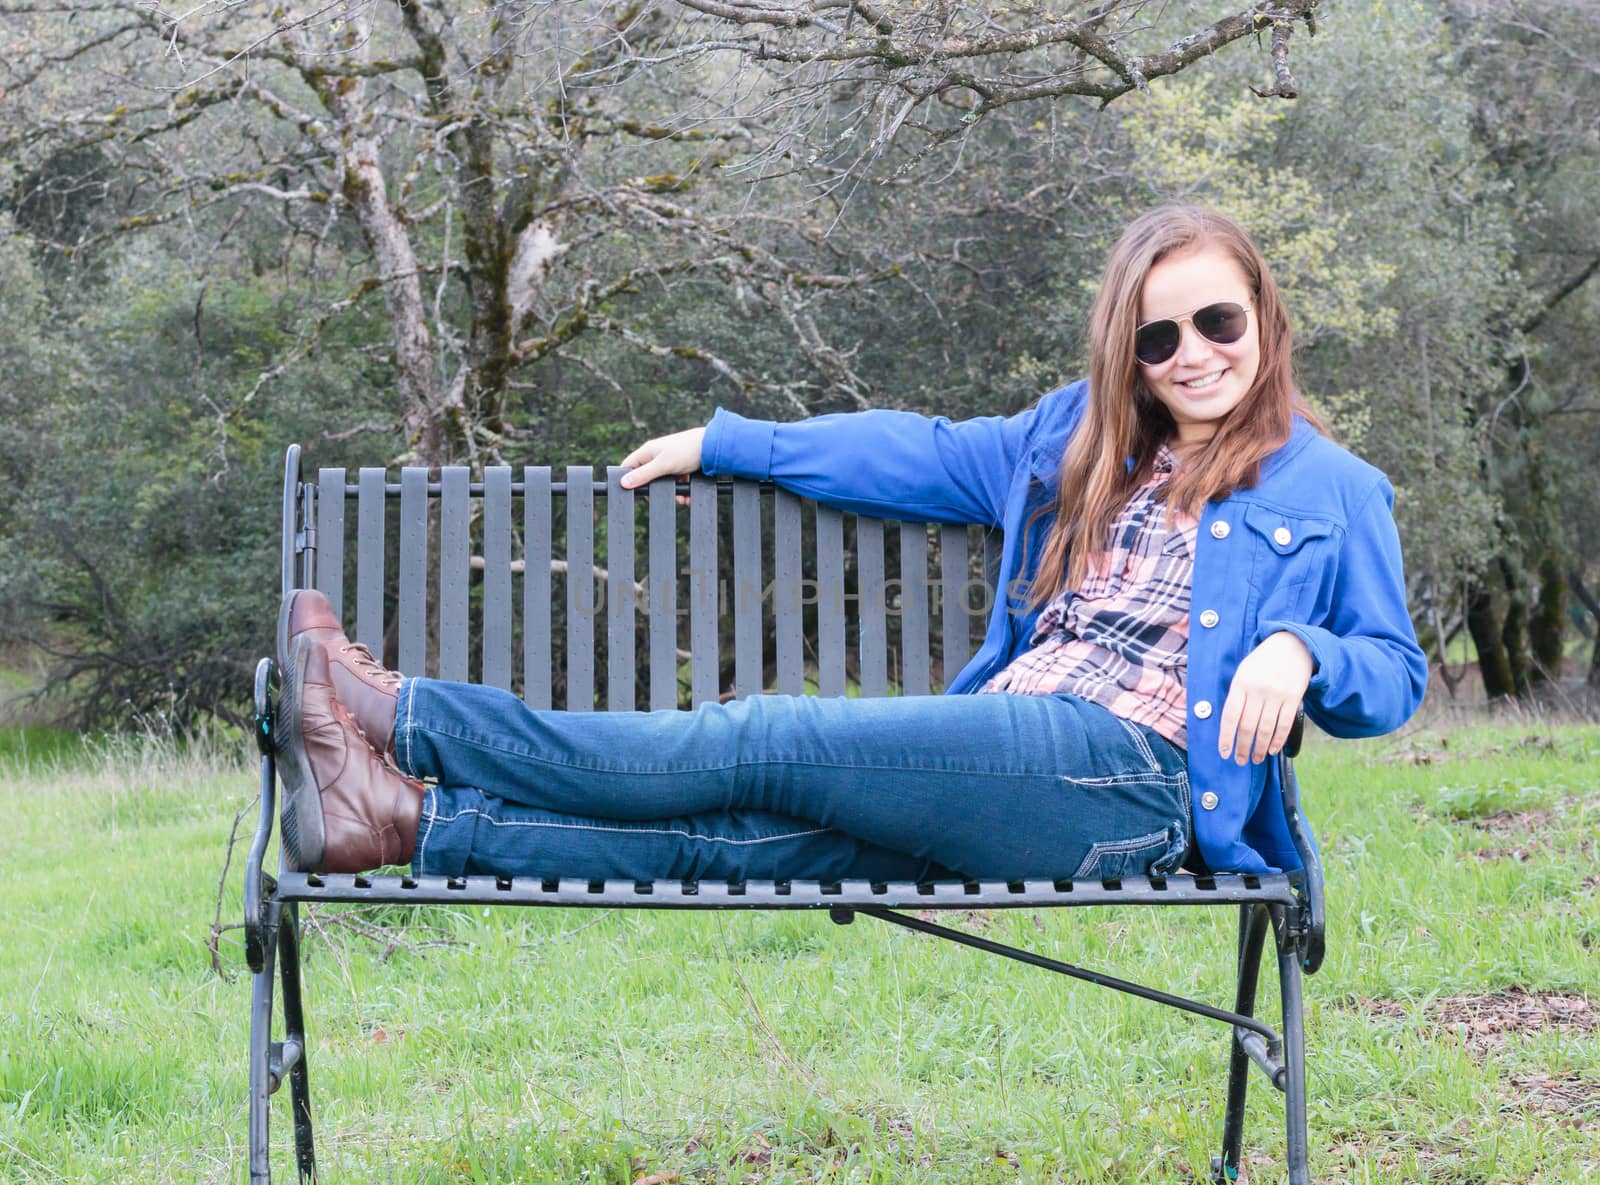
1134, 301, 1252, 366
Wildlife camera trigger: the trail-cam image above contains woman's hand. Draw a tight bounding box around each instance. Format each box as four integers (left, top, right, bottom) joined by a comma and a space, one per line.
619, 427, 706, 490
1217, 631, 1315, 765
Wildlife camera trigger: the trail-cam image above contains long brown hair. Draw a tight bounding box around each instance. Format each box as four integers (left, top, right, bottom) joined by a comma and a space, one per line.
1029, 205, 1326, 604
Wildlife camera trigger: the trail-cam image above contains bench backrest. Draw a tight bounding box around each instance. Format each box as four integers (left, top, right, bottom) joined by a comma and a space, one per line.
282, 448, 1001, 711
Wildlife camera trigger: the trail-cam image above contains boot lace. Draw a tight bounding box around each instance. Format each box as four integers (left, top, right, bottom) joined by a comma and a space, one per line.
337, 643, 404, 689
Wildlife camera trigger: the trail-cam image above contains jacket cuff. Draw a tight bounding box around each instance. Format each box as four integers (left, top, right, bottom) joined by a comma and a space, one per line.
702, 408, 776, 479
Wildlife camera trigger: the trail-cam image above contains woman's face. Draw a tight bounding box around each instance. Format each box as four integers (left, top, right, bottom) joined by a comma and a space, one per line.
1136, 243, 1261, 444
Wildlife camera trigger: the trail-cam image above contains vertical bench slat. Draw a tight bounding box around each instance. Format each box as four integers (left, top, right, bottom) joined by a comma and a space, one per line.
815, 505, 845, 699
606, 468, 636, 711
648, 481, 678, 711
773, 490, 804, 697
482, 467, 513, 691
689, 474, 719, 707
732, 482, 762, 698
439, 467, 470, 683
857, 517, 888, 697
984, 530, 1003, 606
355, 468, 386, 656
315, 468, 346, 621
940, 524, 972, 685
523, 467, 553, 709
899, 521, 930, 696
566, 466, 595, 711
398, 467, 429, 676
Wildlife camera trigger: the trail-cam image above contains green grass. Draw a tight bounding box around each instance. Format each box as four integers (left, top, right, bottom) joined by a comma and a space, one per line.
0, 723, 88, 766
1, 719, 1597, 1183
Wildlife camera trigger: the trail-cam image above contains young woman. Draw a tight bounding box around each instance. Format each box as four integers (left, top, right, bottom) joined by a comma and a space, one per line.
275, 205, 1427, 883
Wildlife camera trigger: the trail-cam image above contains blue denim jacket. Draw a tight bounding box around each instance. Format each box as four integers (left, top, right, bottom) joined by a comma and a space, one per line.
702, 379, 1428, 874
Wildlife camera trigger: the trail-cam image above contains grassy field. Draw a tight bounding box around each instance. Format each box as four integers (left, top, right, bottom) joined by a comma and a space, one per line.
0, 716, 1596, 1184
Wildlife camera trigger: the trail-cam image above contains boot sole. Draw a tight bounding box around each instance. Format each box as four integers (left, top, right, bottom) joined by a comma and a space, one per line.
276, 589, 300, 676
275, 595, 327, 872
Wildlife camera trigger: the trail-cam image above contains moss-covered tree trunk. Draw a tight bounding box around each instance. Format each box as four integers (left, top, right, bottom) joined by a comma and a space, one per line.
1529, 552, 1567, 686
1466, 555, 1537, 701
1498, 556, 1532, 698
1466, 581, 1513, 700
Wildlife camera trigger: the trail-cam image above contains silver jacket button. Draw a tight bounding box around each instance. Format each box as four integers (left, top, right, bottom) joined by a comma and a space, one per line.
1199, 609, 1219, 628
1193, 700, 1213, 719
1200, 792, 1220, 811
1273, 526, 1292, 546
1210, 520, 1230, 539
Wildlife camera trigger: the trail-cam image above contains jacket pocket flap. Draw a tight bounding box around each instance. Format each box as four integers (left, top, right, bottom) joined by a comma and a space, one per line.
1242, 504, 1335, 555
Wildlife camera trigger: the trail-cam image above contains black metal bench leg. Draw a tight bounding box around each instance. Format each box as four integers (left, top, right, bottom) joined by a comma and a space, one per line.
1214, 903, 1270, 1184
279, 903, 318, 1183
1275, 921, 1311, 1185
249, 909, 280, 1185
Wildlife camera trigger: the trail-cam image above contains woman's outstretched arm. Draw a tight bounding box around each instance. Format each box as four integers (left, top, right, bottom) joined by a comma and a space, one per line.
620, 381, 1087, 528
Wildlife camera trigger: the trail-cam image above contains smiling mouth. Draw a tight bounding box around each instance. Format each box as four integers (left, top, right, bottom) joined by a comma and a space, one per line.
1177, 369, 1227, 391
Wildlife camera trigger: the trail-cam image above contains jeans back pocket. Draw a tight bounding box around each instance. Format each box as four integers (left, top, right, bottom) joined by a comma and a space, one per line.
1072, 822, 1187, 880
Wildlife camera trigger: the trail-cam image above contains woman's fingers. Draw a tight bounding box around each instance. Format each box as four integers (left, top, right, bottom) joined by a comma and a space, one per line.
1221, 689, 1293, 764
619, 427, 706, 489
618, 441, 667, 486
1234, 695, 1267, 765
1264, 700, 1297, 759
1217, 685, 1249, 761
1249, 700, 1285, 764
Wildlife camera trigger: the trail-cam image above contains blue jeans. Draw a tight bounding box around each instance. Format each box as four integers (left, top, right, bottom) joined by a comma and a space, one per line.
397, 679, 1192, 883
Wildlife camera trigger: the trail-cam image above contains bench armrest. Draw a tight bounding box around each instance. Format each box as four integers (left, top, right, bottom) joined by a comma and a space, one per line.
1277, 710, 1325, 973
244, 656, 279, 972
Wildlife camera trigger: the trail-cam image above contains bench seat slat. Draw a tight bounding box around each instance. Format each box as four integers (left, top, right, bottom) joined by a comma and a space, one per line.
277, 871, 1295, 910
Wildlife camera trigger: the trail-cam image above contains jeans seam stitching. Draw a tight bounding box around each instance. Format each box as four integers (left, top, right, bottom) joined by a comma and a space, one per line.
437, 807, 834, 846
402, 678, 417, 776
1059, 772, 1188, 786
1115, 714, 1161, 772
1087, 828, 1171, 855
399, 724, 1101, 778
415, 785, 438, 871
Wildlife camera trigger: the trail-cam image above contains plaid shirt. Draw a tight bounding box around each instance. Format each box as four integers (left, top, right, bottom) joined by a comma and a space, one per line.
982, 447, 1197, 748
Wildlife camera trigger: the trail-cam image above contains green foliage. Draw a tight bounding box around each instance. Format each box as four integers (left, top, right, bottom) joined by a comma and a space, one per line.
0, 243, 403, 728
1120, 78, 1398, 353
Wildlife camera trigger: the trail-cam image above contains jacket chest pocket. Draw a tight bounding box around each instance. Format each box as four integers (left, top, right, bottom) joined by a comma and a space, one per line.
1242, 505, 1339, 621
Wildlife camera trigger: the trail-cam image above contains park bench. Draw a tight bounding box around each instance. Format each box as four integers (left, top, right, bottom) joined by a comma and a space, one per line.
244, 443, 1327, 1184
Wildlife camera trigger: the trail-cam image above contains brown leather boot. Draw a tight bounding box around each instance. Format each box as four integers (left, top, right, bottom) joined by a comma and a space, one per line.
277, 587, 402, 760
277, 632, 423, 873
